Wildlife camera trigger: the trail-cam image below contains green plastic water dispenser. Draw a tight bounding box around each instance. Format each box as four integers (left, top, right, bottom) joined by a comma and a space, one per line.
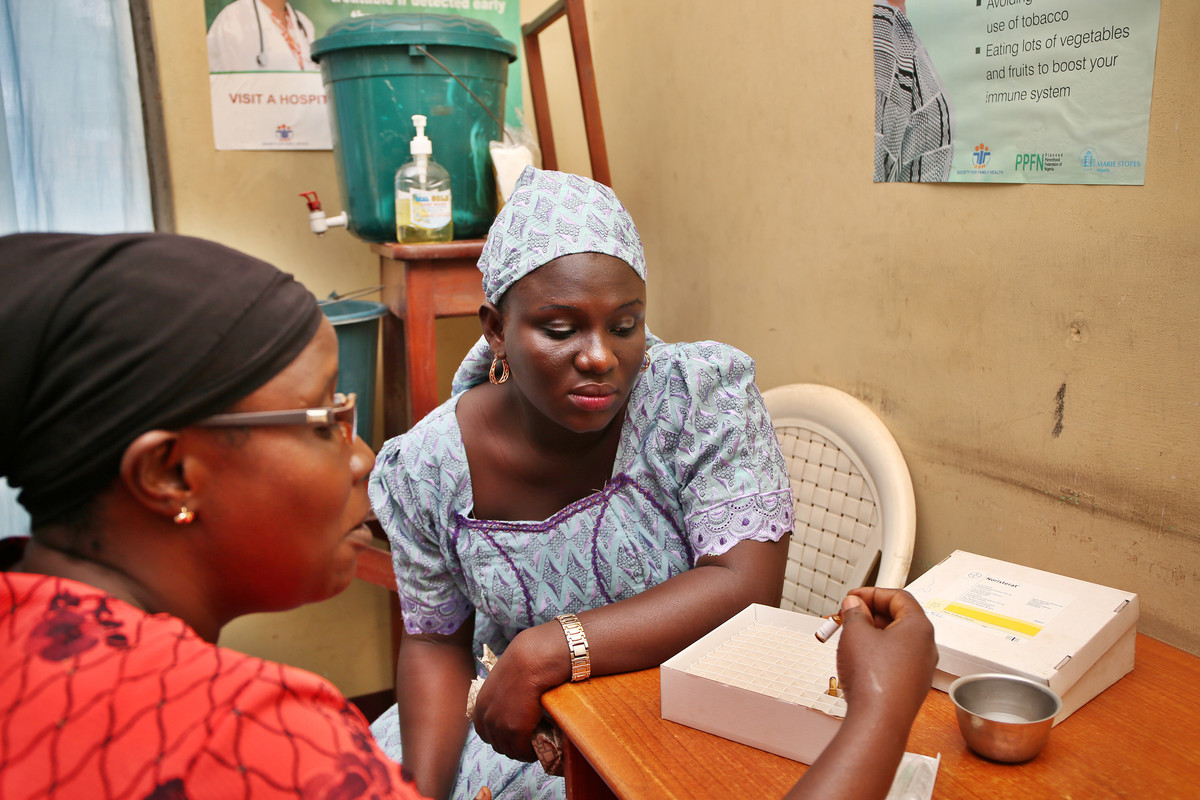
311, 13, 517, 242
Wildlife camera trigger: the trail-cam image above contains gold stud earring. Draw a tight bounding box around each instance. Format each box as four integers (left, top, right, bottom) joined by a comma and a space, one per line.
489, 356, 510, 385
174, 507, 195, 525
640, 350, 651, 373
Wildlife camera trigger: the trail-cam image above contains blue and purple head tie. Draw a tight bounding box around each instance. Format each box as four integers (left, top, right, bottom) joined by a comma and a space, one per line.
478, 166, 646, 304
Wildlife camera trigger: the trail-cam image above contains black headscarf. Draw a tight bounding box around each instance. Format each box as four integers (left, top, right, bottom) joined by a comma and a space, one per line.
0, 232, 323, 527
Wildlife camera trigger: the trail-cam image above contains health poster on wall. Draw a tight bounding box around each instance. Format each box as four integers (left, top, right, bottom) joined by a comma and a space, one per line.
205, 0, 521, 151
873, 0, 1161, 184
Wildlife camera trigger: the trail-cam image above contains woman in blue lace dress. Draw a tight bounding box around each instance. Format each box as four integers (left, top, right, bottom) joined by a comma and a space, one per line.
369, 166, 796, 800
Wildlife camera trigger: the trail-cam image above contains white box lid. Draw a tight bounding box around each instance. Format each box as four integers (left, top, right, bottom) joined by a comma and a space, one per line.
905, 550, 1138, 694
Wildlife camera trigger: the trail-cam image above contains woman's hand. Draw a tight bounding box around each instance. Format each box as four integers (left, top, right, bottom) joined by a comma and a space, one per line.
835, 587, 938, 726
471, 623, 569, 762
783, 588, 937, 800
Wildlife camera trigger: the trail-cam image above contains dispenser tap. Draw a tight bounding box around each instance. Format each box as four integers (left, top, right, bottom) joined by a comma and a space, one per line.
299, 191, 349, 236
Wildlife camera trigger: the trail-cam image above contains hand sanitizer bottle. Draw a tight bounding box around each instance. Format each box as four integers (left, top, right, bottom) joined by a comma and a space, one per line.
395, 114, 453, 243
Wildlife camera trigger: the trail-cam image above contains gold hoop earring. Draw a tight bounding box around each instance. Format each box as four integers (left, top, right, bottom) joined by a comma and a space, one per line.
640, 350, 651, 373
174, 507, 195, 525
489, 356, 510, 385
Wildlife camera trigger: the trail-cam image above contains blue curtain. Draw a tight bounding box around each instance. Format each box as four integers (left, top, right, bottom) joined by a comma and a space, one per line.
0, 0, 154, 537
0, 0, 153, 234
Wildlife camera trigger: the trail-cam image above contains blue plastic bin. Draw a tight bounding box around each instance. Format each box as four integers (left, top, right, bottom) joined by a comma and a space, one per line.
321, 300, 389, 448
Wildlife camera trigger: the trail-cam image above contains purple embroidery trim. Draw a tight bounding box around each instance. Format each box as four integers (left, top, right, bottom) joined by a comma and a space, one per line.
588, 508, 609, 605
452, 473, 687, 624
586, 474, 688, 604
453, 518, 533, 623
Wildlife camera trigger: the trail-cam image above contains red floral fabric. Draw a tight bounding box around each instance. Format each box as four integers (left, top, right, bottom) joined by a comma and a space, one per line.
0, 573, 428, 800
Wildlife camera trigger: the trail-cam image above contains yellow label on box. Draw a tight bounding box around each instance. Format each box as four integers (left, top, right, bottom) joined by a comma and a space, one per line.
943, 602, 1044, 637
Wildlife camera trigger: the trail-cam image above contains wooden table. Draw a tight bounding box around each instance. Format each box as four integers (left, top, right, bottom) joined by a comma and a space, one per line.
373, 240, 485, 438
541, 634, 1200, 799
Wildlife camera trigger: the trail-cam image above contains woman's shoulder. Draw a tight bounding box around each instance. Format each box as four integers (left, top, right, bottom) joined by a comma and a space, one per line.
624, 340, 763, 450
652, 338, 755, 367
210, 0, 251, 25
294, 5, 316, 28
0, 574, 414, 798
370, 395, 470, 520
3, 573, 255, 674
642, 340, 758, 400
375, 394, 463, 468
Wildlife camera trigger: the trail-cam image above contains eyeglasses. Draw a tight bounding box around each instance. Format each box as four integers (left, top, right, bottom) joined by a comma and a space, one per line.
192, 392, 357, 444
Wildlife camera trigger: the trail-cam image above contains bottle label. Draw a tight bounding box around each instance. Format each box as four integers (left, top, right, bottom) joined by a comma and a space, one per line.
410, 189, 452, 229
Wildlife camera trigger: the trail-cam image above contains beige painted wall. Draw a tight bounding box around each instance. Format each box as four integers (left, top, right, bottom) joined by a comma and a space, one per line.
580, 2, 1198, 651
146, 0, 1198, 701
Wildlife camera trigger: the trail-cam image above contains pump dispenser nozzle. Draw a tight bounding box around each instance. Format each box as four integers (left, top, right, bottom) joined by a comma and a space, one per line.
410, 115, 432, 156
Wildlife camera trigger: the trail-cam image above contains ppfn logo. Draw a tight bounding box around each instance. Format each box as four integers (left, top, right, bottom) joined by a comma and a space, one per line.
275, 124, 294, 142
972, 143, 992, 169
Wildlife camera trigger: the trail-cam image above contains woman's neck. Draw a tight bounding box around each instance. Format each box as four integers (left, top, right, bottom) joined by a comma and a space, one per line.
16, 535, 224, 643
504, 385, 628, 458
458, 384, 629, 521
260, 0, 290, 22
17, 536, 149, 608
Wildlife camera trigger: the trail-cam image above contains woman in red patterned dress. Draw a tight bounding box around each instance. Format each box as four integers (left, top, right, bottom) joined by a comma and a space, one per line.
0, 232, 439, 800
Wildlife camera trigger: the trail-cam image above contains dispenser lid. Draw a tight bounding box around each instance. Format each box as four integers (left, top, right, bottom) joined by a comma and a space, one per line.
311, 12, 518, 62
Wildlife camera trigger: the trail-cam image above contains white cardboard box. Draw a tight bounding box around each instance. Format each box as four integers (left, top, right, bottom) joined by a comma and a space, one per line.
660, 604, 846, 765
905, 550, 1138, 724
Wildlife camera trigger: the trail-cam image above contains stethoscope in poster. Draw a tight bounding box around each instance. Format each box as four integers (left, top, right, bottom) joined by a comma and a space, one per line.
874, 0, 1162, 184
205, 0, 520, 151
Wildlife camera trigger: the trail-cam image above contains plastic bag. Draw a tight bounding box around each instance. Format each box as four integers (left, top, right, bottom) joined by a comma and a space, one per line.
490, 109, 542, 210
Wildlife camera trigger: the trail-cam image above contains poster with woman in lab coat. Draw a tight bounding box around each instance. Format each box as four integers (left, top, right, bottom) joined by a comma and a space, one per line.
207, 0, 319, 73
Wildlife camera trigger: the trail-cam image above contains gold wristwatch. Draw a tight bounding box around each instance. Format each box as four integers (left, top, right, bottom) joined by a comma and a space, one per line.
555, 613, 591, 682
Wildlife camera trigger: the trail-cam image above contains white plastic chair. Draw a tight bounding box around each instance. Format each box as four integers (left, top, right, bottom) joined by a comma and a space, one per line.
762, 384, 916, 617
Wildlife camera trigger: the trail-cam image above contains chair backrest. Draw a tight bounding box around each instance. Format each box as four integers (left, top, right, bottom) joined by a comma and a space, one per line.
762, 384, 915, 617
522, 0, 610, 186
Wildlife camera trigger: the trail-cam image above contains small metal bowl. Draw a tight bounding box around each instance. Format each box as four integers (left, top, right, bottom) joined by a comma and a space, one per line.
949, 673, 1062, 763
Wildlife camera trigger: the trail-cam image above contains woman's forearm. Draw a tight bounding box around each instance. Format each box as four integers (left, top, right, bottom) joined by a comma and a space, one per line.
584, 535, 788, 674
782, 706, 913, 800
508, 535, 790, 686
472, 536, 790, 762
396, 635, 477, 800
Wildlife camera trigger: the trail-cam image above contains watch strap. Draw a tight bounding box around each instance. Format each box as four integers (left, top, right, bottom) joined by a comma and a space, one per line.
555, 613, 591, 682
